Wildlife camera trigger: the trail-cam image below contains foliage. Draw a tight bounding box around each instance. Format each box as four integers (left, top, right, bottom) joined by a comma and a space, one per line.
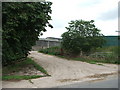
2, 2, 53, 66
39, 46, 61, 56
61, 20, 105, 55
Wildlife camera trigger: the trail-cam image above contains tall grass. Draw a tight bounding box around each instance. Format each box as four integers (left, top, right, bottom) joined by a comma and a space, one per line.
89, 46, 119, 64
95, 46, 119, 53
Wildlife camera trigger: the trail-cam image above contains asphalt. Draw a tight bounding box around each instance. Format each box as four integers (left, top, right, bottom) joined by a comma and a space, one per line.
55, 75, 119, 88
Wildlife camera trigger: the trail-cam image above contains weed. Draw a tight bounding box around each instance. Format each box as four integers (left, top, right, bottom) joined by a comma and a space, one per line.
29, 79, 34, 84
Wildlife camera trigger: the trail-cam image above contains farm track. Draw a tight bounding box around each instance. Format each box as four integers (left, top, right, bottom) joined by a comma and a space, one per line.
2, 51, 118, 88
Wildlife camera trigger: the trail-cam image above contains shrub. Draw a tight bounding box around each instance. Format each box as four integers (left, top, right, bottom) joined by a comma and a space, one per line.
2, 2, 53, 66
39, 46, 61, 55
61, 20, 105, 56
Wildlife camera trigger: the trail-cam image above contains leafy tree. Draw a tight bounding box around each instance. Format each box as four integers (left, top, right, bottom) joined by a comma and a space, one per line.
61, 20, 105, 55
2, 2, 53, 66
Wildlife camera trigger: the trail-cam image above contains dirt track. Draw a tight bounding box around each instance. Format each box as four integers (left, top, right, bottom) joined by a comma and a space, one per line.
2, 51, 118, 88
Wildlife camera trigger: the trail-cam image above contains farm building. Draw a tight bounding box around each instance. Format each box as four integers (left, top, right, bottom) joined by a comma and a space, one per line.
32, 37, 61, 50
32, 36, 119, 50
104, 36, 119, 46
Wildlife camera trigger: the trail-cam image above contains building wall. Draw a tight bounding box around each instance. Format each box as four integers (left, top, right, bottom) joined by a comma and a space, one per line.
104, 36, 119, 46
32, 40, 61, 51
32, 36, 119, 51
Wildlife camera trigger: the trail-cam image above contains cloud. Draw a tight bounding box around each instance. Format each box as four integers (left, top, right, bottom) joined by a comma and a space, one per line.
41, 27, 67, 38
78, 0, 103, 8
98, 8, 118, 21
51, 19, 68, 28
95, 19, 118, 36
41, 0, 119, 38
118, 2, 120, 18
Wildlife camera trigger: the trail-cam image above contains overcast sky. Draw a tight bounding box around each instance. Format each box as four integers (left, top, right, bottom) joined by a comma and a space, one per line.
40, 0, 119, 38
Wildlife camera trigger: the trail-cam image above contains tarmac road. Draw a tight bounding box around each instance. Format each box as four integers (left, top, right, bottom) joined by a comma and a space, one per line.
55, 75, 119, 88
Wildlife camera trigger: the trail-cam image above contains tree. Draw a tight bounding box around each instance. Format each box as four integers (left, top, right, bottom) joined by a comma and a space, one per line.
61, 20, 105, 55
2, 2, 53, 66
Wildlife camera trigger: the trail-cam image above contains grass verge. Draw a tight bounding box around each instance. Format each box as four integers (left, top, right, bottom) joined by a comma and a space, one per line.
38, 46, 119, 64
2, 58, 50, 80
2, 75, 44, 81
72, 57, 119, 64
26, 58, 49, 75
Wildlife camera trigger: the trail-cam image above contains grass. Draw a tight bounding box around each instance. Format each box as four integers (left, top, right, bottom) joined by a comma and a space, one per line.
38, 46, 119, 64
2, 58, 49, 80
88, 61, 97, 64
95, 46, 119, 52
2, 75, 44, 81
72, 57, 98, 64
97, 63, 104, 66
26, 58, 49, 75
72, 56, 119, 64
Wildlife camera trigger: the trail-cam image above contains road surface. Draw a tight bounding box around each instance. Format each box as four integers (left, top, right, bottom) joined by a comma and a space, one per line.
55, 75, 118, 88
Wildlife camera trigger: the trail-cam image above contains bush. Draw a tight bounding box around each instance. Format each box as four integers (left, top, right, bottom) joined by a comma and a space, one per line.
39, 46, 61, 56
2, 2, 53, 66
61, 20, 105, 56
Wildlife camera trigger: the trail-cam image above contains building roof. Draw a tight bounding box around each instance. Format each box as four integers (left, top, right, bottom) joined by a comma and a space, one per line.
39, 37, 61, 42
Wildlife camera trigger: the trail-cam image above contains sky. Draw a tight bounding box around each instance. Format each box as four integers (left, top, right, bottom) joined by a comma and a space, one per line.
40, 0, 119, 38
